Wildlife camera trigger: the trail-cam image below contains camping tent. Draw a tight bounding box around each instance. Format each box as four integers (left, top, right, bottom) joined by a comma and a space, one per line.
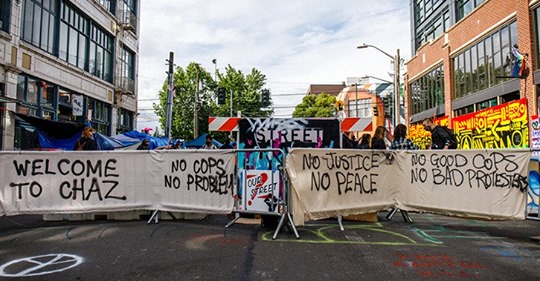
184, 134, 222, 148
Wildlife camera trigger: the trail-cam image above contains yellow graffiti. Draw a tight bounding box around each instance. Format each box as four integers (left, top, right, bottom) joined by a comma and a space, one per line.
409, 99, 529, 149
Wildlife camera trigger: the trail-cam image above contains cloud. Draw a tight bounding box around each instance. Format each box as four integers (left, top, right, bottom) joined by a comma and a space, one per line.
137, 0, 410, 130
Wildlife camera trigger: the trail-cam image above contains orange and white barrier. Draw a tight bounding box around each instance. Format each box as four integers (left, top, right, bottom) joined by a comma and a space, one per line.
208, 117, 240, 132
340, 117, 373, 132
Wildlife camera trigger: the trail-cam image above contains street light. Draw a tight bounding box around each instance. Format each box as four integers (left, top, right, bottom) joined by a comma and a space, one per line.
357, 43, 401, 127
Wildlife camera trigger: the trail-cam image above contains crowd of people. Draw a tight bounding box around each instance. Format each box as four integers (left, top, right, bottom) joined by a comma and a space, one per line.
349, 117, 456, 151
74, 116, 454, 152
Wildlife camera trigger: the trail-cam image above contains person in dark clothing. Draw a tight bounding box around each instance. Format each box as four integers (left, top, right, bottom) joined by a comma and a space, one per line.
357, 133, 371, 149
422, 117, 454, 149
137, 139, 150, 150
74, 126, 97, 150
371, 126, 387, 149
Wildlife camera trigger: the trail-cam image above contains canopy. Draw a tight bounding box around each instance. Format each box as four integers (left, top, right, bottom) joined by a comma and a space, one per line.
184, 133, 222, 148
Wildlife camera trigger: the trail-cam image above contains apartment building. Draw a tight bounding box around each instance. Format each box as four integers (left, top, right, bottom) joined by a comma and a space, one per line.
405, 0, 537, 130
0, 0, 139, 150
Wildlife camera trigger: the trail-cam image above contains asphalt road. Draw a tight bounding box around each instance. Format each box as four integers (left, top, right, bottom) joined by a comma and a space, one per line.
0, 212, 539, 280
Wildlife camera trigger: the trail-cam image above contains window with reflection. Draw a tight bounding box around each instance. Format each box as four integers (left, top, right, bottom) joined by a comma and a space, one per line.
409, 65, 444, 115
452, 21, 517, 99
21, 0, 114, 83
21, 0, 58, 53
88, 98, 111, 135
456, 0, 484, 21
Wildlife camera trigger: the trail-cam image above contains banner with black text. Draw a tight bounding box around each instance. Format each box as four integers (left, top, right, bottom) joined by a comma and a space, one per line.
286, 149, 397, 225
0, 150, 235, 216
287, 149, 529, 225
397, 149, 528, 220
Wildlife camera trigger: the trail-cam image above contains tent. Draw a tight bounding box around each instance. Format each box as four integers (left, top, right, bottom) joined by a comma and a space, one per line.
120, 130, 169, 150
184, 133, 222, 148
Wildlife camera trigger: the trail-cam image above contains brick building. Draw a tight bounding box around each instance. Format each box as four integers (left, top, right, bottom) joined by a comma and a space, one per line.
0, 0, 139, 150
405, 0, 537, 132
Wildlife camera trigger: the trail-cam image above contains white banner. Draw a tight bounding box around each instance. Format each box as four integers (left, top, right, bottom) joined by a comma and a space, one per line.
0, 150, 235, 216
242, 170, 280, 213
286, 149, 529, 225
397, 149, 528, 220
286, 149, 397, 225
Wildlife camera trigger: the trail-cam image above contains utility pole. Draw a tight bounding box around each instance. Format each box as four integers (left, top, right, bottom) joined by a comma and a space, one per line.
194, 65, 200, 139
394, 49, 400, 127
165, 52, 174, 138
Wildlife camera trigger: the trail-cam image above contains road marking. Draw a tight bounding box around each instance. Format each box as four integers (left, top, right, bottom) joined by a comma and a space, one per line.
0, 254, 84, 277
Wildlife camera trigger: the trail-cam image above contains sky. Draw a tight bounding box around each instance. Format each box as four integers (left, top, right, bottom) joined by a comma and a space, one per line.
136, 0, 411, 133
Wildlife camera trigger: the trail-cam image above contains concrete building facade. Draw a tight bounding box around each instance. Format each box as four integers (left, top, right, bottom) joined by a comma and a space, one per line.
0, 0, 139, 150
405, 0, 538, 131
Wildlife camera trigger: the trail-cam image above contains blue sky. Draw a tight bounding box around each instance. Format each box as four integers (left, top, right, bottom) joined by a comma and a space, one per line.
137, 0, 411, 132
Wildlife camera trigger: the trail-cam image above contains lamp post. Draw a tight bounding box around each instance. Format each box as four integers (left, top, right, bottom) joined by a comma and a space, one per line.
357, 44, 401, 127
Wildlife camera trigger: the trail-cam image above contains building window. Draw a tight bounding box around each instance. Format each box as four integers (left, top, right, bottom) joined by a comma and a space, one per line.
348, 100, 357, 117
452, 21, 517, 99
119, 47, 135, 80
358, 99, 372, 118
414, 9, 449, 51
21, 1, 114, 83
0, 0, 11, 33
456, 0, 485, 22
409, 65, 444, 115
98, 0, 116, 14
21, 0, 58, 54
117, 108, 133, 134
88, 98, 111, 135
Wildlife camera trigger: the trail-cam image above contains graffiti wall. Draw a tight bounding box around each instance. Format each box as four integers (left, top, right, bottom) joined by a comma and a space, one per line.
409, 99, 529, 150
238, 118, 341, 151
529, 115, 540, 215
409, 116, 449, 150
452, 98, 529, 149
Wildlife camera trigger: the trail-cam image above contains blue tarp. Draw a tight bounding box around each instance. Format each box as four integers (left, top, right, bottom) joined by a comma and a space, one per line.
121, 131, 169, 150
37, 128, 83, 150
184, 134, 222, 148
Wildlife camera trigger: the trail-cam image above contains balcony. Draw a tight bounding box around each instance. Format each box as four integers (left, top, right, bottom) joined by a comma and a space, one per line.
115, 77, 135, 95
119, 10, 137, 31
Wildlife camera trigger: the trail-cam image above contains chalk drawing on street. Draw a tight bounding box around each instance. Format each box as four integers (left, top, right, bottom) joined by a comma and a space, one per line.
411, 226, 505, 244
0, 254, 83, 277
261, 223, 438, 246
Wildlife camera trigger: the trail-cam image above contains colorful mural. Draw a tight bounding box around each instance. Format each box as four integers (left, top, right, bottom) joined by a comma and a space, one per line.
409, 99, 529, 150
452, 98, 528, 149
409, 116, 449, 150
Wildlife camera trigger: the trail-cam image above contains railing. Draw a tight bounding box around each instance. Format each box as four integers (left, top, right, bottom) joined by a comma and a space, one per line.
115, 77, 134, 94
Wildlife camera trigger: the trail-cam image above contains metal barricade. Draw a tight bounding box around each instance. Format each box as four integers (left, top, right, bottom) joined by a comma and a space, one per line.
225, 148, 299, 240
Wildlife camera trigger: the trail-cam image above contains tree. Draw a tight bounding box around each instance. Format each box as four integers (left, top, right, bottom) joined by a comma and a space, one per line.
292, 93, 336, 118
153, 62, 214, 139
153, 63, 272, 141
212, 65, 273, 118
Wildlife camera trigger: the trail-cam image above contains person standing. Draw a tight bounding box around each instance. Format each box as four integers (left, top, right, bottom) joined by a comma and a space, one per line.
422, 117, 456, 149
74, 126, 97, 150
371, 126, 387, 149
390, 124, 419, 150
356, 133, 371, 149
202, 135, 217, 149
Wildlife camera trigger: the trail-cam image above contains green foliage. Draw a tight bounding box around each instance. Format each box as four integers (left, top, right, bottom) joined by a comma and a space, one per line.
292, 93, 336, 118
153, 63, 271, 141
